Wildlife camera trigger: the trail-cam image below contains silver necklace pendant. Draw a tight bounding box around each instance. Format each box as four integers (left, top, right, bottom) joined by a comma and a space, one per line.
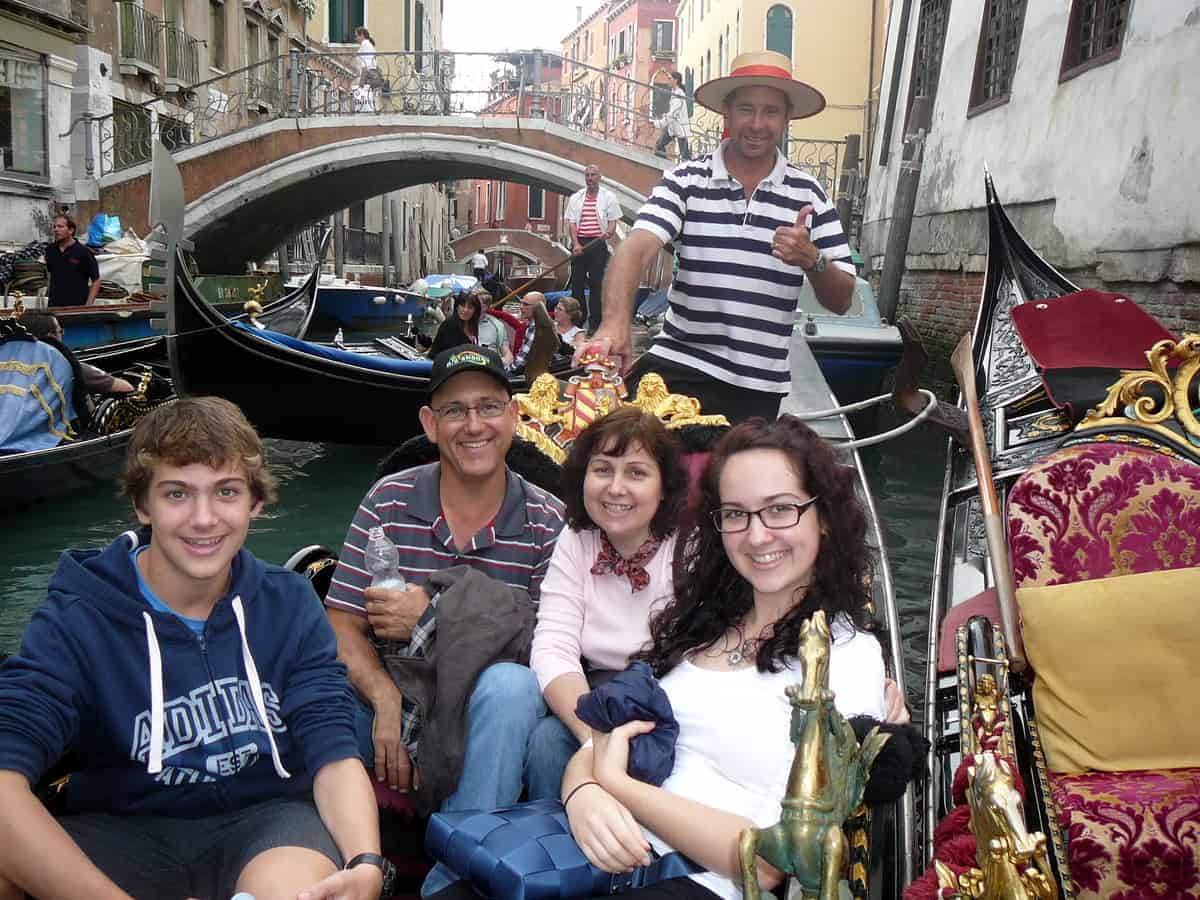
727, 647, 744, 665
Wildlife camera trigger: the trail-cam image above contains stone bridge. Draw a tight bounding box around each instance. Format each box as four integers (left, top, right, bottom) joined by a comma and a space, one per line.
449, 229, 569, 269
85, 115, 666, 271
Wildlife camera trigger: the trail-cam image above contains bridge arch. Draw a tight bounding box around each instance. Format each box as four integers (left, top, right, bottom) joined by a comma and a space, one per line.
448, 229, 569, 271
185, 131, 650, 269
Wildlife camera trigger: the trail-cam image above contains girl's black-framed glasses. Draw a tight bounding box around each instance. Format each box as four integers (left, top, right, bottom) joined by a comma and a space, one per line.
711, 496, 820, 533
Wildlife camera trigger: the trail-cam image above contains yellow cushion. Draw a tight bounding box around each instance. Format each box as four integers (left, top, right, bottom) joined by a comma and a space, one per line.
1018, 567, 1200, 774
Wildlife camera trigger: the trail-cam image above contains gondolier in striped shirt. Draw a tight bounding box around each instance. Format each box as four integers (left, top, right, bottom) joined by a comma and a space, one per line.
564, 164, 621, 334
584, 51, 856, 422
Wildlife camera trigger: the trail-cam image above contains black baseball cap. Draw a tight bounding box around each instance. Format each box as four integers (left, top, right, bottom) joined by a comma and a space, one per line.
428, 345, 511, 399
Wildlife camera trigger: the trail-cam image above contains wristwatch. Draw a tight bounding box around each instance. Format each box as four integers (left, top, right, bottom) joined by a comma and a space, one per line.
345, 852, 397, 896
805, 252, 827, 275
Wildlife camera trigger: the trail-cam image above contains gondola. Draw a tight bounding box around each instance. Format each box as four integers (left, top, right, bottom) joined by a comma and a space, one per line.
912, 176, 1200, 898
165, 245, 579, 446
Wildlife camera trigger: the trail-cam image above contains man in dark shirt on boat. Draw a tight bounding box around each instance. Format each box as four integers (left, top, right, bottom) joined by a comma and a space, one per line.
323, 347, 564, 815
44, 215, 101, 308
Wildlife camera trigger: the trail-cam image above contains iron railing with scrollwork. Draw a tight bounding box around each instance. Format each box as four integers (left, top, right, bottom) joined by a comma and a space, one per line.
116, 2, 161, 73
68, 49, 851, 200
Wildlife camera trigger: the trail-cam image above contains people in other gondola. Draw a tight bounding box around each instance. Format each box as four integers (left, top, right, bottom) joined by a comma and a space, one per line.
45, 214, 100, 308
0, 397, 389, 900
583, 52, 856, 423
22, 312, 135, 397
529, 407, 687, 795
0, 316, 78, 453
474, 291, 514, 366
565, 166, 622, 334
429, 292, 484, 357
555, 296, 587, 351
507, 292, 558, 379
323, 346, 566, 831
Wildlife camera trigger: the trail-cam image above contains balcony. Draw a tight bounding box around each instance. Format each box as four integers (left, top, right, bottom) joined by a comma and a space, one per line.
117, 2, 162, 78
165, 23, 202, 90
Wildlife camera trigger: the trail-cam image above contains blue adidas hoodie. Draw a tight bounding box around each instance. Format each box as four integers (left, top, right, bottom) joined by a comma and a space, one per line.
0, 529, 360, 817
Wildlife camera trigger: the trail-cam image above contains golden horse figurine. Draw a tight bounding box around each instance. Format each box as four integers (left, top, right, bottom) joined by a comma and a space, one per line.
738, 611, 891, 900
936, 753, 1059, 900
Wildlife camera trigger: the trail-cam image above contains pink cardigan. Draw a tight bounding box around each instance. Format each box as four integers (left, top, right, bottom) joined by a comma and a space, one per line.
530, 529, 678, 692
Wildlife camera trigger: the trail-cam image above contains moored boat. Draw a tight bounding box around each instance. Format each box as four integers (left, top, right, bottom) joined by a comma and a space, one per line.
913, 177, 1200, 898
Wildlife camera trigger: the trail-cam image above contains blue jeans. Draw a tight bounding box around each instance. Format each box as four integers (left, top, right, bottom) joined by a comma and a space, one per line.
420, 662, 548, 897
524, 714, 582, 801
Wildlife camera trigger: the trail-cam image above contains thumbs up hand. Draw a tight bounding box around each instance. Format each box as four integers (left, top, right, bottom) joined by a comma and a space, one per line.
771, 204, 821, 270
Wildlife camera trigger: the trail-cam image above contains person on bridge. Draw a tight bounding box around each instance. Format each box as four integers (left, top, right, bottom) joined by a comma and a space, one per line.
564, 165, 621, 335
470, 250, 488, 284
582, 51, 856, 423
45, 214, 100, 308
653, 71, 691, 162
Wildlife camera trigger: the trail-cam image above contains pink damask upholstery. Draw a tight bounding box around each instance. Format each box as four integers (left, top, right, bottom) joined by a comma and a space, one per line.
1007, 442, 1200, 588
1007, 442, 1200, 898
1049, 768, 1200, 899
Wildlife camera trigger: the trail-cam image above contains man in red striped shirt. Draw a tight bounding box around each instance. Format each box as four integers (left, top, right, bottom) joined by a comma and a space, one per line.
563, 165, 621, 334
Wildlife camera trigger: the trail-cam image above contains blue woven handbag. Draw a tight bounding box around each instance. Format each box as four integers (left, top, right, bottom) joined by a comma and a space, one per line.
426, 799, 701, 900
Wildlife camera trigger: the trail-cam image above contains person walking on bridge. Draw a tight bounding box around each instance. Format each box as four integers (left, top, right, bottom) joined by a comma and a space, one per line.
564, 165, 621, 335
581, 51, 855, 423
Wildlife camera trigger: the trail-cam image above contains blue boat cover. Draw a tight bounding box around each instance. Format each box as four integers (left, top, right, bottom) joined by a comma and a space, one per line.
231, 322, 434, 376
0, 335, 77, 452
425, 274, 479, 293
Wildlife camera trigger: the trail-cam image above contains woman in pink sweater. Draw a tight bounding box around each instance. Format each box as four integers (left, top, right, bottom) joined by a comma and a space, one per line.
526, 406, 689, 800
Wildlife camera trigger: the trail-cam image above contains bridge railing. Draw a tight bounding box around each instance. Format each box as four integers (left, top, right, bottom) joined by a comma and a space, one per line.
66, 49, 847, 200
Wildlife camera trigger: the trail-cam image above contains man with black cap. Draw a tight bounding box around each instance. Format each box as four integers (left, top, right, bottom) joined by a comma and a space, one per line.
324, 345, 565, 828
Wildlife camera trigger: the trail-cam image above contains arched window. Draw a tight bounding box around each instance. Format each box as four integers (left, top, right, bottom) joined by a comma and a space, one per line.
765, 4, 793, 59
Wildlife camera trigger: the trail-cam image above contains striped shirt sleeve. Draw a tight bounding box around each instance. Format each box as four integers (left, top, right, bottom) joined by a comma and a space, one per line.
632, 171, 688, 245
324, 484, 387, 615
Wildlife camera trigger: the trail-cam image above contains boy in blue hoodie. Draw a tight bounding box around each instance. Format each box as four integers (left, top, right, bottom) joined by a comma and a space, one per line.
0, 397, 388, 900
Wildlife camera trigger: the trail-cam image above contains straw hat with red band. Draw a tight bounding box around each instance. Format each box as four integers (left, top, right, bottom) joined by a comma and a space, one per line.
694, 50, 826, 120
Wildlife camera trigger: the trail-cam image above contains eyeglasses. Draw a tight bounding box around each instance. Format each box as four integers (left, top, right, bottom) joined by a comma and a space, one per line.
432, 399, 510, 423
711, 497, 820, 533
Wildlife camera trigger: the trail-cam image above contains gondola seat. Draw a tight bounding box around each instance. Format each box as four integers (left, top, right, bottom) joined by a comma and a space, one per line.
1006, 441, 1200, 899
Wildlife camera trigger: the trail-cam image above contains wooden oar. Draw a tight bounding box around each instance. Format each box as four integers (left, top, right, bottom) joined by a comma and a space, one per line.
486, 235, 609, 310
949, 332, 1027, 672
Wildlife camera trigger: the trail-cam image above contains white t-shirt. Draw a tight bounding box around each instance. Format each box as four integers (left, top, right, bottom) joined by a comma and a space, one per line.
471, 252, 488, 269
646, 622, 887, 900
357, 38, 377, 72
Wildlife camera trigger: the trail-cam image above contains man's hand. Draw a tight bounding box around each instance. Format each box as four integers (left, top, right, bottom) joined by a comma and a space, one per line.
371, 695, 418, 791
572, 242, 584, 257
364, 584, 430, 642
771, 204, 821, 270
574, 326, 633, 374
297, 861, 383, 900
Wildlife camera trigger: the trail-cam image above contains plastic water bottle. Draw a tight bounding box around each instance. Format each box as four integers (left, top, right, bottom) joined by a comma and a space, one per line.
364, 526, 407, 591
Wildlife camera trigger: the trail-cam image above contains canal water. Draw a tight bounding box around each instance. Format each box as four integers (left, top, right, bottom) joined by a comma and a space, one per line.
0, 412, 946, 707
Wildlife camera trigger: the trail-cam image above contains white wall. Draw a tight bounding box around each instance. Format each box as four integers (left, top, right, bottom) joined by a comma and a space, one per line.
865, 0, 1200, 273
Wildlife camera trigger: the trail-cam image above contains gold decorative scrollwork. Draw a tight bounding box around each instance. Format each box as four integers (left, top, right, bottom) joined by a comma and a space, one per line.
1078, 334, 1200, 452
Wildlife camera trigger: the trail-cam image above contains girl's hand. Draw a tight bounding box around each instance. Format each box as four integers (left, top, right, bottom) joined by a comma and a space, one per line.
565, 782, 651, 873
591, 720, 655, 789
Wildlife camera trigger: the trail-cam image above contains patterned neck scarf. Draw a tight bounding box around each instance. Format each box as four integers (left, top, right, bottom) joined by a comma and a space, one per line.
591, 532, 661, 592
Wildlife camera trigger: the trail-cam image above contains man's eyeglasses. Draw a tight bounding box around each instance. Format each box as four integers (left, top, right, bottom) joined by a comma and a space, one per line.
432, 399, 510, 423
711, 497, 820, 533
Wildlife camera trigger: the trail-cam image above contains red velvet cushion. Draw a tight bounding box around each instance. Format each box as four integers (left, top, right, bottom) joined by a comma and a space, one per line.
1049, 767, 1200, 899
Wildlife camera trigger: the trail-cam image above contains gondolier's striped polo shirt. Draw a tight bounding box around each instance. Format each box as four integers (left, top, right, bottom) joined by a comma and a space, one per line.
324, 462, 564, 628
634, 144, 854, 393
